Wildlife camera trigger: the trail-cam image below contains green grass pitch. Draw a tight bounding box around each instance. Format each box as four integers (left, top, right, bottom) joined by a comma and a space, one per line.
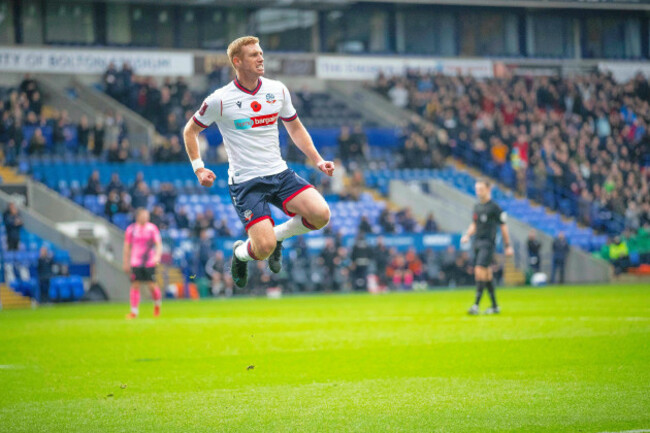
1, 283, 649, 432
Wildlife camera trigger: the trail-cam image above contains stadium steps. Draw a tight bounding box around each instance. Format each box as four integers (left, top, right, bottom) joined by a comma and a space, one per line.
0, 284, 33, 310
156, 265, 184, 292
0, 166, 27, 184
503, 259, 525, 286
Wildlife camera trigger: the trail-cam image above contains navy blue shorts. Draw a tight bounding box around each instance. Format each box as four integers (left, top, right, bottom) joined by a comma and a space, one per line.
228, 169, 313, 231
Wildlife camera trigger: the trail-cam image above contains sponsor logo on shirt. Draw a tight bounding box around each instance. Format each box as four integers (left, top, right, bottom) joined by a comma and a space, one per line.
236, 101, 242, 108
234, 113, 279, 130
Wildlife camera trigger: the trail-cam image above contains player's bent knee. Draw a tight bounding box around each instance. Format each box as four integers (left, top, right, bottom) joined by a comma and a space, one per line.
253, 237, 276, 260
309, 205, 331, 229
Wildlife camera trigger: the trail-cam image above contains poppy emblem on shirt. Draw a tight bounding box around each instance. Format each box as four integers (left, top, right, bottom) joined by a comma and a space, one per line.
251, 101, 262, 112
266, 93, 276, 104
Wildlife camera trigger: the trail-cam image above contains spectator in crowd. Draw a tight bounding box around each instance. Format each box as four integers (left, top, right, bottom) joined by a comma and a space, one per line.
197, 230, 212, 278
83, 171, 102, 196
319, 238, 339, 290
203, 209, 216, 230
3, 202, 23, 251
103, 63, 120, 100
379, 209, 396, 234
150, 205, 169, 230
105, 190, 121, 223
157, 182, 178, 213
107, 172, 125, 195
422, 248, 443, 287
130, 181, 149, 210
248, 261, 273, 295
424, 212, 438, 232
129, 172, 145, 196
527, 230, 542, 273
175, 206, 190, 230
398, 207, 419, 233
608, 236, 630, 275
551, 232, 570, 284
92, 117, 105, 157
205, 250, 232, 297
337, 126, 354, 164
37, 246, 53, 303
388, 81, 409, 108
440, 245, 459, 286
77, 115, 91, 153
350, 232, 373, 291
27, 128, 47, 155
405, 247, 424, 288
215, 217, 232, 237
118, 191, 131, 214
106, 142, 121, 163
358, 215, 374, 234
373, 237, 390, 289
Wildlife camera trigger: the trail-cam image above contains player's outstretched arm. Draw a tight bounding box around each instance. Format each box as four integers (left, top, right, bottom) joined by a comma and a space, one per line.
461, 222, 476, 244
183, 119, 216, 187
284, 117, 335, 177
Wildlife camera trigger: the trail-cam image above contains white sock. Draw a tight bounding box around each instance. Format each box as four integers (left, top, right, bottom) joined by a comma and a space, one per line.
235, 240, 255, 261
274, 216, 317, 241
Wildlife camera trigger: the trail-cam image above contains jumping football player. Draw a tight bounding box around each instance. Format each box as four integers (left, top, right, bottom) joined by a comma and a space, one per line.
183, 36, 334, 288
461, 179, 514, 315
123, 208, 163, 318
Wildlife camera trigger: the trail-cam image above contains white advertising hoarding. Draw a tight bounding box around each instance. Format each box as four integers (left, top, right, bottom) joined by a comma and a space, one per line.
0, 47, 194, 76
598, 61, 650, 83
316, 55, 494, 80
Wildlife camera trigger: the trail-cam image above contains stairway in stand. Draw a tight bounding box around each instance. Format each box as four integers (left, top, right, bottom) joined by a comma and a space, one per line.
0, 284, 33, 310
504, 258, 525, 286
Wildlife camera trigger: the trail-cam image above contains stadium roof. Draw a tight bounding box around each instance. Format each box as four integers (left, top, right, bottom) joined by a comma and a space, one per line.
98, 0, 650, 9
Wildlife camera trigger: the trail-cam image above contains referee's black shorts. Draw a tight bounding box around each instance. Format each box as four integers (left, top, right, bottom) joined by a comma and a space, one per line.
473, 241, 496, 268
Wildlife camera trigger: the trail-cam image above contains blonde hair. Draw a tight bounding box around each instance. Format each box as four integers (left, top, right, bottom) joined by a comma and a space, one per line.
227, 36, 260, 69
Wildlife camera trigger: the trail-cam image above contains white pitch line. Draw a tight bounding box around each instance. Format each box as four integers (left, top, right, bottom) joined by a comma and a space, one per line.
600, 429, 650, 433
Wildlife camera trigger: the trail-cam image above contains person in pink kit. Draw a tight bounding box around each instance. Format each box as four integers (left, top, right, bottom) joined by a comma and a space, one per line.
123, 208, 163, 319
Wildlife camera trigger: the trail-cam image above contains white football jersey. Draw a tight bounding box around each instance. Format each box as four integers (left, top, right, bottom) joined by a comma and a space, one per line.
192, 77, 297, 184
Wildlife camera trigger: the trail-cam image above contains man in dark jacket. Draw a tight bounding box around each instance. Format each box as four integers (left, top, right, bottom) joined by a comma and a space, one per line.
37, 246, 54, 303
351, 233, 373, 291
551, 232, 570, 284
527, 230, 542, 273
3, 203, 23, 251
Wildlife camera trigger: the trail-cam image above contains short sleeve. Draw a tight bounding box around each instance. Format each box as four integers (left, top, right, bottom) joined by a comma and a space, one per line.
279, 84, 298, 122
124, 225, 133, 245
192, 96, 221, 128
495, 205, 507, 224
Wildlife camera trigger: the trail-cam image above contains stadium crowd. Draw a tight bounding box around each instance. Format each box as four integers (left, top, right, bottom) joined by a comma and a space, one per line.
0, 75, 131, 165
373, 71, 650, 230
373, 70, 650, 271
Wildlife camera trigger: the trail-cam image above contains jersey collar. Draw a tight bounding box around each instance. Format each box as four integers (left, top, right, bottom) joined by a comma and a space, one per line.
233, 77, 262, 95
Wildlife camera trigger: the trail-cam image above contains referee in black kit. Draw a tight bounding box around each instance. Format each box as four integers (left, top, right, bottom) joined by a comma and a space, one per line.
461, 179, 514, 315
